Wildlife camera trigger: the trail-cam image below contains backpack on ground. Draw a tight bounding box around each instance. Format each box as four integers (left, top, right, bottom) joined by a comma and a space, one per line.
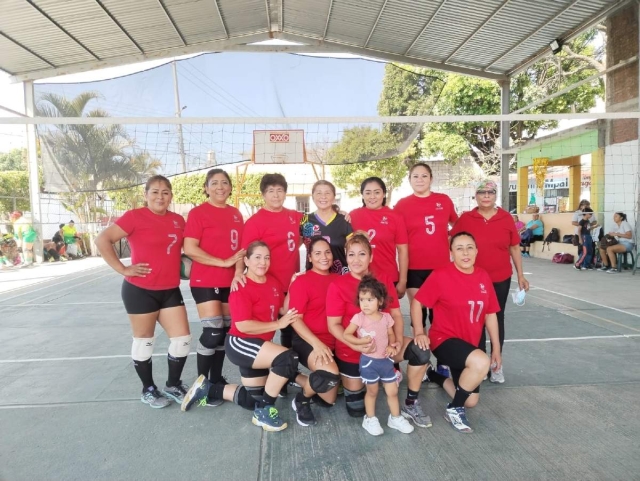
542, 228, 560, 252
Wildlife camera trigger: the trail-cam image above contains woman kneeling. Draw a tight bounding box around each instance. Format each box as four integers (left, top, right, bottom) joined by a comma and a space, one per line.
411, 232, 501, 434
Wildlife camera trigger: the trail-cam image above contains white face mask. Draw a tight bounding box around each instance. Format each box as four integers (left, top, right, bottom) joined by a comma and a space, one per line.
511, 288, 526, 307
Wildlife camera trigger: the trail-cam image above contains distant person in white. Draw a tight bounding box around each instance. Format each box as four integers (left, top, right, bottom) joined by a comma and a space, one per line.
598, 212, 635, 273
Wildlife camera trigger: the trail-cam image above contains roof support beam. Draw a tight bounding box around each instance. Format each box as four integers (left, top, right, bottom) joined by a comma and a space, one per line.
26, 0, 100, 60
364, 0, 388, 48
94, 0, 144, 54
279, 0, 284, 32
404, 0, 448, 56
212, 0, 229, 39
156, 0, 187, 46
322, 0, 334, 40
0, 30, 56, 68
445, 0, 513, 64
264, 0, 272, 32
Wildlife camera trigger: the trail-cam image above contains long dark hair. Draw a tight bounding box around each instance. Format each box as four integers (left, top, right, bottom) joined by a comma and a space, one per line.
360, 177, 387, 207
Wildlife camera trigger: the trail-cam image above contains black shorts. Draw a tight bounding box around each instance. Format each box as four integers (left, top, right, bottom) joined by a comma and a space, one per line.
407, 269, 433, 289
335, 356, 361, 379
225, 335, 269, 378
291, 333, 314, 369
121, 280, 184, 315
432, 338, 482, 394
190, 286, 230, 304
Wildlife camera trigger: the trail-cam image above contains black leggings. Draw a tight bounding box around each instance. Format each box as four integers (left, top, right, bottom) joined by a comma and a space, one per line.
478, 277, 511, 354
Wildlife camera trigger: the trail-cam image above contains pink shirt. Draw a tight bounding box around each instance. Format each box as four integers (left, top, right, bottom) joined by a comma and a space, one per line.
349, 311, 395, 359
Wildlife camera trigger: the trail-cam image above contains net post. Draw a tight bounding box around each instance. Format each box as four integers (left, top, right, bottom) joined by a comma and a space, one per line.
24, 80, 43, 263
499, 79, 511, 211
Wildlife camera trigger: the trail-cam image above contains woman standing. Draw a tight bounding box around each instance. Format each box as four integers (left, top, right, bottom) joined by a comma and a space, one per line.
349, 177, 408, 298
301, 180, 353, 274
326, 232, 431, 428
411, 232, 501, 433
96, 175, 191, 408
241, 173, 302, 348
394, 163, 458, 324
181, 242, 324, 431
184, 169, 246, 405
599, 212, 635, 273
450, 180, 528, 384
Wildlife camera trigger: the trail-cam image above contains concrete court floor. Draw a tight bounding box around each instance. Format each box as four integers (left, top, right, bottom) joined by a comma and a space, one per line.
1, 258, 640, 481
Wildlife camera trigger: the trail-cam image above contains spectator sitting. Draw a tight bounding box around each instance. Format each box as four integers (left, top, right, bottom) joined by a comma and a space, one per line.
599, 212, 635, 273
520, 213, 544, 257
513, 215, 525, 234
62, 220, 84, 259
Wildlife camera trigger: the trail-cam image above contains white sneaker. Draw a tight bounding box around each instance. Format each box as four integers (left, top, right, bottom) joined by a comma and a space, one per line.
490, 365, 505, 383
388, 414, 414, 434
362, 415, 384, 436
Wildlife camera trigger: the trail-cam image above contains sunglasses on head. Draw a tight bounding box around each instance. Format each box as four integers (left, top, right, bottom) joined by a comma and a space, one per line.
476, 190, 496, 196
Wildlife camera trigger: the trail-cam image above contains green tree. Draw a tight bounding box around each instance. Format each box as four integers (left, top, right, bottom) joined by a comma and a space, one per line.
233, 172, 264, 216
0, 171, 30, 212
0, 148, 27, 171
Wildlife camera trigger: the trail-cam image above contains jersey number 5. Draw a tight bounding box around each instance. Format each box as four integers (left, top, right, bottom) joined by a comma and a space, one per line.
425, 215, 435, 235
468, 300, 484, 324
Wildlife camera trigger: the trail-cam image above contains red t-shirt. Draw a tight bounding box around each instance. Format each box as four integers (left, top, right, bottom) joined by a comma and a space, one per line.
325, 272, 400, 364
228, 275, 284, 342
288, 270, 338, 349
415, 263, 500, 350
241, 208, 302, 290
184, 202, 244, 288
116, 208, 185, 290
349, 206, 408, 282
450, 207, 520, 283
394, 193, 458, 270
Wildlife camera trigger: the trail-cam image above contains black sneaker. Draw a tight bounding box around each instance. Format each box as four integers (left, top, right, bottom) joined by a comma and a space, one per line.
180, 374, 212, 412
292, 395, 317, 426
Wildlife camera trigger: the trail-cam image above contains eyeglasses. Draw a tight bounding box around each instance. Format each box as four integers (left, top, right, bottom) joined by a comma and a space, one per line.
476, 190, 496, 196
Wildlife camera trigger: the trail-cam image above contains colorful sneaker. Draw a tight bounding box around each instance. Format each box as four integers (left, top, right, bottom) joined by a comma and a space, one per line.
252, 405, 288, 432
141, 386, 171, 409
362, 415, 384, 436
401, 400, 432, 428
490, 365, 505, 383
444, 404, 473, 433
180, 374, 212, 412
162, 382, 189, 403
436, 365, 451, 378
388, 414, 414, 434
291, 395, 317, 426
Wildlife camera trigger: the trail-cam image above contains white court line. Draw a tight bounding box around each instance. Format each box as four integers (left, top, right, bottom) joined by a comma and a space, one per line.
2, 334, 640, 364
0, 298, 196, 307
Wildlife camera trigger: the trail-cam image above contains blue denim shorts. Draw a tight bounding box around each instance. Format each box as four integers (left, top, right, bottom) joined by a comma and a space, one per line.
359, 355, 396, 384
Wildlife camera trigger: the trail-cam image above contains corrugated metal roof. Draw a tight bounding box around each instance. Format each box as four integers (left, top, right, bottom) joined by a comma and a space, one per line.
0, 0, 629, 81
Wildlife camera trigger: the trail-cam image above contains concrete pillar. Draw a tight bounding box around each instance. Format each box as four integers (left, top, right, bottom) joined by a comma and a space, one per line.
517, 165, 528, 214
24, 81, 43, 264
499, 80, 511, 210
590, 148, 605, 219
568, 157, 582, 212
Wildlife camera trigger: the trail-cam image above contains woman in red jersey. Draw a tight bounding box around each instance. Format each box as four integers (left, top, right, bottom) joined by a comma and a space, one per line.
288, 237, 341, 411
96, 175, 191, 409
240, 173, 302, 349
450, 180, 529, 384
326, 232, 431, 428
394, 163, 458, 326
411, 232, 501, 434
183, 169, 246, 404
182, 242, 320, 431
349, 177, 408, 298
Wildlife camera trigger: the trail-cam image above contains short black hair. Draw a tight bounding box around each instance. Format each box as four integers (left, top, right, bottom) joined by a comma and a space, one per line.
259, 173, 288, 194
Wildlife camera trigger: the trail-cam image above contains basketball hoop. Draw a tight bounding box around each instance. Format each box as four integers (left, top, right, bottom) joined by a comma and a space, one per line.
252, 129, 306, 164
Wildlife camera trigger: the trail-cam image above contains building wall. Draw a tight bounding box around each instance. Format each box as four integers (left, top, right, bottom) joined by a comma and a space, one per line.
604, 139, 638, 232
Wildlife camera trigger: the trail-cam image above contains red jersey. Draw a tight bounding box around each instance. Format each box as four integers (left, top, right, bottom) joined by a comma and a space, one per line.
349, 206, 408, 282
415, 263, 500, 350
394, 193, 458, 270
116, 207, 185, 290
228, 275, 284, 342
325, 272, 399, 364
450, 207, 520, 283
241, 208, 302, 290
184, 202, 244, 288
288, 270, 338, 349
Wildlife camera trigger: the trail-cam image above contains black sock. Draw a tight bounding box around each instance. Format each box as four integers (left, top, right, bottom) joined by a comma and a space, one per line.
208, 381, 226, 401
133, 358, 155, 392
257, 392, 277, 408
427, 366, 447, 388
405, 388, 419, 405
451, 385, 472, 408
208, 350, 226, 383
196, 352, 214, 378
167, 354, 187, 387
295, 391, 312, 404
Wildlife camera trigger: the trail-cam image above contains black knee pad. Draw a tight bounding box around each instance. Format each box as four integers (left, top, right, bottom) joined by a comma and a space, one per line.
404, 340, 431, 366
270, 349, 298, 379
309, 370, 340, 394
199, 327, 225, 350
233, 386, 264, 411
343, 387, 365, 418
